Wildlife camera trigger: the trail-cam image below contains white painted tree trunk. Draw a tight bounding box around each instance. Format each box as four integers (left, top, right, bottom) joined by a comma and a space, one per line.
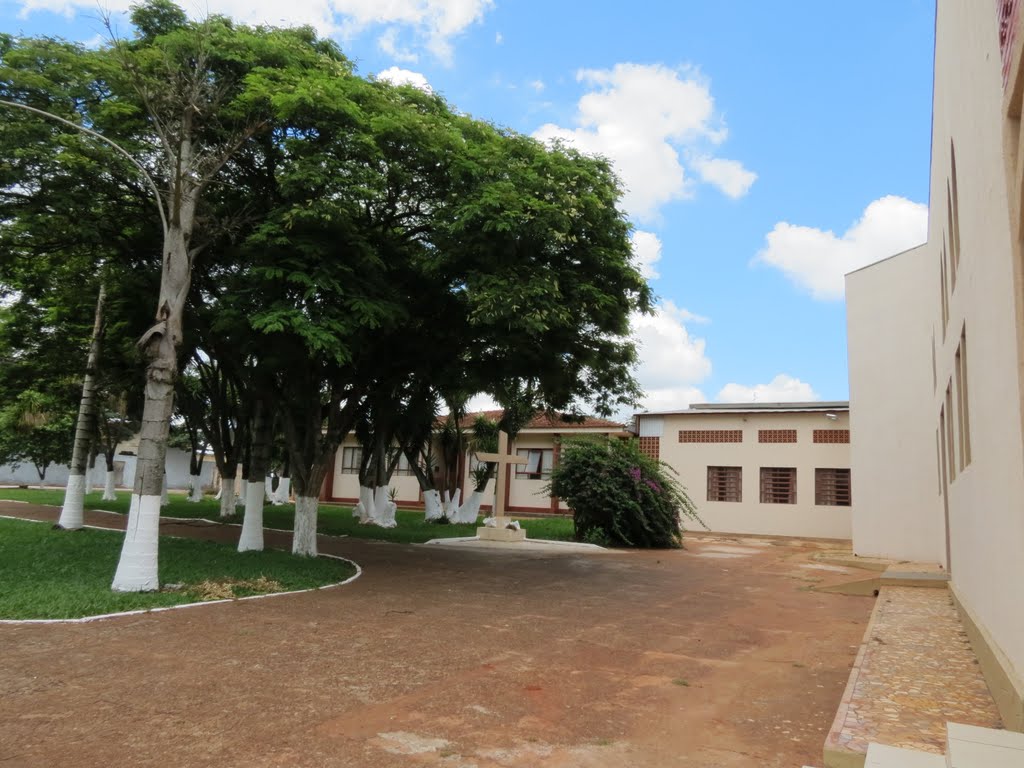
58, 284, 105, 531
452, 490, 483, 524
102, 470, 117, 501
59, 475, 86, 530
293, 495, 318, 556
219, 481, 236, 518
111, 494, 161, 592
238, 480, 265, 552
161, 474, 169, 506
85, 466, 95, 495
443, 488, 462, 518
423, 489, 444, 521
371, 486, 397, 528
187, 475, 203, 502
354, 485, 373, 521
273, 477, 290, 505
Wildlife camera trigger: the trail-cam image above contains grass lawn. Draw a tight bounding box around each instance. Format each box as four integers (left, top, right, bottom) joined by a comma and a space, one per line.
0, 517, 357, 620
0, 487, 577, 544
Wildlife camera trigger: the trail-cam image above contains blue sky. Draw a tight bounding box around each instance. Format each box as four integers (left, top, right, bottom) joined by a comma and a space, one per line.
1, 0, 937, 412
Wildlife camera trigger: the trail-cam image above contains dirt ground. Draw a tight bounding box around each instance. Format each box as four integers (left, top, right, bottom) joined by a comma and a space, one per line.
0, 502, 875, 767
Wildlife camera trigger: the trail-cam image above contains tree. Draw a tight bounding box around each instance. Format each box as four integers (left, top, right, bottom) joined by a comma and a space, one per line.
0, 389, 75, 482
549, 437, 703, 548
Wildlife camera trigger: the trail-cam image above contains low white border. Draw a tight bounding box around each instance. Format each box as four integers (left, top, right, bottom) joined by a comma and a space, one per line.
0, 501, 347, 538
0, 514, 362, 625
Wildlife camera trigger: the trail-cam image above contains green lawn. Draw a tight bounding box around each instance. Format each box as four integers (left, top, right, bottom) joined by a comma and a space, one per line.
0, 517, 357, 620
0, 487, 577, 544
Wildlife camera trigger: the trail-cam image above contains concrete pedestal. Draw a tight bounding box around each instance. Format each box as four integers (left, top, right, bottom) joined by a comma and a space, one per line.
477, 524, 527, 543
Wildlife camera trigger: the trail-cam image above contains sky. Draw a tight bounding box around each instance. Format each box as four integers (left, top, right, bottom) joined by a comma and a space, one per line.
0, 0, 938, 415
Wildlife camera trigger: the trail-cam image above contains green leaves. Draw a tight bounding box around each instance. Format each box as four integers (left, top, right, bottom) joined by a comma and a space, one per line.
550, 438, 704, 549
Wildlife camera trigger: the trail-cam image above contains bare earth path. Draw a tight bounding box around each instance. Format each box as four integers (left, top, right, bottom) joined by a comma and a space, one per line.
0, 501, 874, 767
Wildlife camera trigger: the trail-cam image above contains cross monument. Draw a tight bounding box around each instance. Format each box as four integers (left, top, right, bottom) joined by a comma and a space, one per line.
474, 430, 528, 542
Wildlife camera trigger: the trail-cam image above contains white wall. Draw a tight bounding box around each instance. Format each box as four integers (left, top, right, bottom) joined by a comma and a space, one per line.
846, 245, 946, 563
647, 410, 852, 539
929, 0, 1024, 680
0, 448, 216, 491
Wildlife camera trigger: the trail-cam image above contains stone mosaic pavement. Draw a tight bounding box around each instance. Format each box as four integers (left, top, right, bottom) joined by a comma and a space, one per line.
826, 585, 1002, 760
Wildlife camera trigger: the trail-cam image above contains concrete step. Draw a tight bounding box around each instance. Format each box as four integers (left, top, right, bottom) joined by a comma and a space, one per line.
864, 742, 946, 767
945, 722, 1024, 767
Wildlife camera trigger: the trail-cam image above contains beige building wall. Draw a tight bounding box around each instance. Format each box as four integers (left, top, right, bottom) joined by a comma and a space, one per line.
931, 0, 1024, 688
846, 0, 1024, 722
846, 245, 946, 564
639, 408, 852, 539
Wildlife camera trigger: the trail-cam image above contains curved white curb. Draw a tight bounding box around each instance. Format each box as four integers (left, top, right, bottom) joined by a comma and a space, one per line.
0, 515, 362, 625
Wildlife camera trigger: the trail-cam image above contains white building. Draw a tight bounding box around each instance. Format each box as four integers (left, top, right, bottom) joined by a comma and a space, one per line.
633, 402, 851, 539
846, 0, 1024, 730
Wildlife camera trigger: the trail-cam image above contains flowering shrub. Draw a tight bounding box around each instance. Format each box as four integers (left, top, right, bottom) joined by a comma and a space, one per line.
549, 437, 703, 548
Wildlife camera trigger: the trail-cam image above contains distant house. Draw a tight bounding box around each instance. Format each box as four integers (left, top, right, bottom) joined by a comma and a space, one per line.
320, 410, 630, 515
633, 402, 851, 539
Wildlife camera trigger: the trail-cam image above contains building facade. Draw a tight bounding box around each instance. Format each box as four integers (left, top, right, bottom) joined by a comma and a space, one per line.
321, 411, 629, 515
634, 402, 852, 539
846, 0, 1024, 729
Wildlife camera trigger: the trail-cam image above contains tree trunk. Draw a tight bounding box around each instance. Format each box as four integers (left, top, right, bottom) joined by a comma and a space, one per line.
102, 470, 117, 501
372, 486, 397, 527
239, 402, 272, 552
187, 475, 203, 502
161, 472, 169, 506
58, 283, 106, 530
113, 212, 194, 593
354, 485, 372, 521
453, 490, 482, 524
238, 480, 265, 552
273, 476, 290, 505
293, 495, 319, 556
219, 468, 237, 518
423, 489, 444, 521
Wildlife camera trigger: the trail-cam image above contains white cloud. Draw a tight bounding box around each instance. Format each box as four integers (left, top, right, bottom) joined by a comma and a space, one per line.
716, 374, 818, 404
691, 156, 757, 199
378, 27, 419, 64
532, 63, 755, 221
755, 195, 928, 301
495, 32, 503, 44
630, 230, 663, 280
632, 300, 712, 412
19, 0, 493, 62
529, 79, 545, 92
376, 66, 433, 93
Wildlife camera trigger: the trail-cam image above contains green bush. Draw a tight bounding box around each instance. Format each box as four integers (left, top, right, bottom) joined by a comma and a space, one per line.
549, 437, 703, 548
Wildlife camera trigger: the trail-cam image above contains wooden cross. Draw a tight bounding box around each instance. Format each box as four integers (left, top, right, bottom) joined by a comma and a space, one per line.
474, 430, 527, 521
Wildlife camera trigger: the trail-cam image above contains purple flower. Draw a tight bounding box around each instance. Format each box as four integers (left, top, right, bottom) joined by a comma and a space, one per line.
644, 479, 662, 494
628, 467, 642, 482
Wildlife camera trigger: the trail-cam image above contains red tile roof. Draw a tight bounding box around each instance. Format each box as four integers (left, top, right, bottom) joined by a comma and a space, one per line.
452, 410, 626, 431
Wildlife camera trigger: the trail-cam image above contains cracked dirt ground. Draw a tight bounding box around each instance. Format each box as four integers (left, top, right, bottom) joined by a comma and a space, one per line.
0, 502, 875, 767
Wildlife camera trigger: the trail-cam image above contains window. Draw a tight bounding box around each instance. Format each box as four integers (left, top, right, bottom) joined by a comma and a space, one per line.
516, 448, 554, 480
680, 430, 742, 443
341, 447, 361, 474
949, 141, 961, 279
394, 453, 417, 477
815, 468, 851, 506
812, 429, 849, 444
638, 436, 660, 459
760, 467, 796, 504
940, 241, 949, 337
945, 382, 956, 482
707, 466, 742, 502
759, 429, 797, 443
956, 328, 972, 469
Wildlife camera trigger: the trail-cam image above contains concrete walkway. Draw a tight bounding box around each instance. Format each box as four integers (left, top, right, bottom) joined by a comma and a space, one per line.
825, 586, 1001, 767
